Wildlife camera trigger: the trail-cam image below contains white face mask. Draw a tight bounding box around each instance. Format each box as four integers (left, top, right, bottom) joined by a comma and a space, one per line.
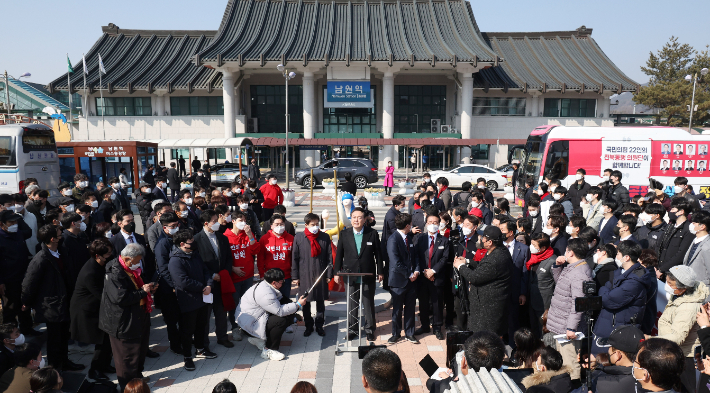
439, 222, 446, 230
110, 193, 117, 200
210, 222, 221, 231
664, 283, 675, 301
273, 225, 285, 235
308, 225, 320, 234
239, 203, 249, 210
536, 362, 543, 372
542, 227, 553, 236
593, 252, 601, 263
566, 226, 574, 235
161, 183, 167, 189
639, 212, 651, 225
65, 204, 75, 213
6, 224, 18, 233
270, 179, 278, 185
235, 189, 242, 194
604, 175, 610, 181
166, 226, 179, 235
37, 358, 45, 369
236, 221, 246, 230
427, 224, 438, 234
553, 194, 561, 201
470, 201, 479, 209
12, 333, 25, 346
461, 227, 473, 237
529, 210, 539, 217
423, 178, 430, 182
111, 183, 120, 189
690, 223, 698, 235
586, 194, 593, 202
674, 185, 684, 194
90, 200, 99, 208
129, 262, 141, 271
105, 232, 113, 239
536, 189, 544, 196
62, 189, 72, 196
549, 186, 557, 194
199, 192, 206, 197
79, 222, 87, 232
529, 245, 539, 254
225, 192, 233, 197
184, 198, 193, 205
575, 174, 583, 181
478, 185, 485, 189
224, 215, 233, 223
179, 210, 188, 218
615, 257, 623, 268
81, 181, 89, 188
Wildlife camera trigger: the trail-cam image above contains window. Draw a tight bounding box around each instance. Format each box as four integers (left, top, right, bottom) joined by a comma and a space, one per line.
0, 136, 16, 166
455, 166, 473, 174
58, 157, 76, 184
470, 144, 489, 160
472, 97, 526, 116
250, 85, 303, 133
543, 98, 596, 117
544, 140, 569, 180
96, 97, 152, 116
394, 85, 446, 133
473, 166, 490, 173
338, 160, 354, 167
322, 87, 377, 134
170, 97, 224, 116
22, 129, 56, 153
207, 148, 226, 161
57, 147, 74, 155
170, 149, 189, 160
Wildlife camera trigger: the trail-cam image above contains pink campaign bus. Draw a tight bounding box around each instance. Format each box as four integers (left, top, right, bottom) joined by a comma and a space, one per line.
514, 125, 710, 206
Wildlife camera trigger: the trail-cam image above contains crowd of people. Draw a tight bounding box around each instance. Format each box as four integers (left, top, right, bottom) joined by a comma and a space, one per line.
2, 159, 710, 393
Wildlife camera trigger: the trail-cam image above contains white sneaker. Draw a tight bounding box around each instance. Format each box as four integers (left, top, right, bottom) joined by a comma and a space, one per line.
285, 325, 295, 334
232, 328, 243, 341
261, 348, 285, 361
248, 337, 266, 350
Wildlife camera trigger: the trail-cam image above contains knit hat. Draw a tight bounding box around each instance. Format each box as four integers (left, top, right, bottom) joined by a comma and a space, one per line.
669, 265, 698, 288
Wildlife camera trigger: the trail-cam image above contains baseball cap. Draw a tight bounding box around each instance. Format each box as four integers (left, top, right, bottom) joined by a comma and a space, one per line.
482, 226, 503, 242
469, 207, 483, 219
0, 210, 22, 223
596, 325, 644, 353
58, 197, 74, 206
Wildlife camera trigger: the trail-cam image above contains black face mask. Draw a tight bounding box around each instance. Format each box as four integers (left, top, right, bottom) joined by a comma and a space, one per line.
668, 211, 678, 222
493, 207, 501, 214
613, 226, 620, 237
124, 222, 136, 234
33, 199, 43, 206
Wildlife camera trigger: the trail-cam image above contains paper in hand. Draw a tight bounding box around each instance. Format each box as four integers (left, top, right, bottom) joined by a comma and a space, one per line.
203, 293, 214, 304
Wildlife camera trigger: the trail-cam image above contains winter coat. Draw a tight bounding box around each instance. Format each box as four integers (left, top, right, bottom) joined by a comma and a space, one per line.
292, 231, 333, 301
683, 236, 710, 286
0, 228, 30, 286
168, 246, 214, 313
641, 268, 659, 335
584, 201, 604, 230
136, 192, 156, 228
656, 220, 694, 273
592, 258, 617, 289
439, 188, 452, 211
567, 181, 591, 213
636, 221, 668, 251
526, 253, 557, 312
657, 282, 709, 356
441, 368, 523, 393
244, 188, 264, 218
236, 280, 298, 340
451, 191, 473, 210
547, 259, 592, 335
167, 168, 180, 189
608, 183, 629, 215
259, 183, 283, 209
457, 246, 511, 336
590, 365, 634, 393
99, 258, 151, 340
61, 230, 91, 294
247, 163, 261, 180
522, 366, 573, 393
383, 166, 394, 188
70, 258, 107, 344
555, 197, 574, 219
594, 263, 648, 340
21, 244, 70, 323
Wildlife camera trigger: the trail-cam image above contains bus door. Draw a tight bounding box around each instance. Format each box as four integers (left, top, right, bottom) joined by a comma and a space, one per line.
21, 127, 60, 197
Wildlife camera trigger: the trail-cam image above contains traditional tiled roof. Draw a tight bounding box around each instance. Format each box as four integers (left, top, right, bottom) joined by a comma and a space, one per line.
475, 26, 639, 93
195, 0, 499, 65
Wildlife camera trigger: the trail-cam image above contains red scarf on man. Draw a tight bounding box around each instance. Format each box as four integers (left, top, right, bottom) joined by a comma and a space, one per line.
118, 256, 153, 313
473, 249, 487, 262
304, 229, 322, 257
438, 185, 448, 198
526, 247, 554, 270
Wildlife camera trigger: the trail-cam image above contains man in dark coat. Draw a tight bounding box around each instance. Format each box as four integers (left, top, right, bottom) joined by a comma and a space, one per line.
96, 187, 115, 224
452, 216, 479, 330
26, 189, 54, 227
386, 213, 420, 344
192, 158, 201, 174
178, 155, 187, 177
152, 176, 170, 202
567, 169, 591, 214
22, 224, 84, 371
636, 203, 668, 250
247, 159, 261, 182
0, 211, 34, 336
414, 213, 450, 340
500, 220, 530, 347
244, 180, 264, 221
381, 196, 406, 291
168, 229, 217, 370
167, 163, 181, 202
334, 208, 382, 341
152, 212, 182, 353
108, 177, 129, 211
453, 226, 511, 336
60, 213, 91, 296
608, 171, 629, 217
656, 198, 694, 274
292, 213, 333, 337
110, 209, 157, 290
142, 164, 155, 189
70, 238, 114, 382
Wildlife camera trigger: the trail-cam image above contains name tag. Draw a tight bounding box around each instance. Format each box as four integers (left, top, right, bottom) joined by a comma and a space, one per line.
410, 244, 414, 248
367, 242, 373, 245
438, 246, 444, 249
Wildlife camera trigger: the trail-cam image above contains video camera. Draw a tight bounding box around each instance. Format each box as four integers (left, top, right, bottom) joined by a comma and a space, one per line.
575, 281, 602, 313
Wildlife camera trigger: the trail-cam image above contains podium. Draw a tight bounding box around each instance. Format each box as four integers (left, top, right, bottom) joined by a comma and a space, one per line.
336, 272, 373, 353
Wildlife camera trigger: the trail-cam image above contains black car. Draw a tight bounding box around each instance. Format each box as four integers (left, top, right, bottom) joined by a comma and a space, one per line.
295, 158, 378, 188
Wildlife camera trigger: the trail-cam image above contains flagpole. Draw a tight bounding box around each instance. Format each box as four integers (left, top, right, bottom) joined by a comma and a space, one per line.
67, 53, 73, 140
83, 53, 87, 137
100, 69, 104, 140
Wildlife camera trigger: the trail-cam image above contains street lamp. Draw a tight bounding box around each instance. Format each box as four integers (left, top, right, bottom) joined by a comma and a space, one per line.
277, 64, 296, 190
686, 67, 709, 132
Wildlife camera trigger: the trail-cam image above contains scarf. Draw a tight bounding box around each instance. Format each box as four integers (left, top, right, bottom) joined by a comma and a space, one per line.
541, 192, 549, 200
118, 256, 153, 313
473, 249, 487, 262
526, 247, 554, 270
438, 185, 448, 198
413, 203, 420, 210
304, 229, 322, 257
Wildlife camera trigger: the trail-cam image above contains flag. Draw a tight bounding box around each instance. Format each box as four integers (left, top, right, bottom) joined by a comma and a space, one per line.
98, 54, 106, 74
67, 55, 74, 73
82, 55, 88, 75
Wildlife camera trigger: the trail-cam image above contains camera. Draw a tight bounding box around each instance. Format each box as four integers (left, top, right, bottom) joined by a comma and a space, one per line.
583, 280, 597, 296
575, 296, 602, 313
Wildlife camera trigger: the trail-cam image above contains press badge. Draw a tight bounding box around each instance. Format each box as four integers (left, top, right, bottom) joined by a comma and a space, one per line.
438, 246, 444, 249
367, 242, 373, 245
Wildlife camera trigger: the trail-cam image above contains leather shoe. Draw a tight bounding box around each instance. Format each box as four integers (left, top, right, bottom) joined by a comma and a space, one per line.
304, 328, 314, 337
366, 333, 376, 341
316, 327, 325, 337
435, 330, 444, 340
217, 339, 234, 348
387, 335, 401, 344
146, 349, 160, 358
405, 335, 420, 344
62, 360, 86, 371
414, 327, 430, 336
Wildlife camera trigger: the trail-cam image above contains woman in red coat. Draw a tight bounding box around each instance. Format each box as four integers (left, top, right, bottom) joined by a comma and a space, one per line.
384, 161, 395, 196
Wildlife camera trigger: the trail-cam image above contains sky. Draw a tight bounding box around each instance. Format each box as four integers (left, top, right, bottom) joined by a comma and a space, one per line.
2, 0, 708, 85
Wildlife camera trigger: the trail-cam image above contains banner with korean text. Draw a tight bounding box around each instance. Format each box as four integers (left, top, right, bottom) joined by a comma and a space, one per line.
600, 139, 652, 185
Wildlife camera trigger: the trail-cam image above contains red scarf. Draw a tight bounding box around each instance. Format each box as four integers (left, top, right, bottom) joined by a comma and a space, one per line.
541, 192, 549, 200
473, 249, 487, 262
526, 247, 554, 270
118, 256, 153, 313
414, 203, 421, 210
304, 229, 322, 257
438, 185, 448, 198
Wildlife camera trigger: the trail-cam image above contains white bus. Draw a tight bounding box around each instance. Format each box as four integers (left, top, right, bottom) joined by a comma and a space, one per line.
0, 123, 61, 197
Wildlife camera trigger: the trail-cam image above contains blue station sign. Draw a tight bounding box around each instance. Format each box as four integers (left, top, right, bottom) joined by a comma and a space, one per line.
326, 81, 371, 102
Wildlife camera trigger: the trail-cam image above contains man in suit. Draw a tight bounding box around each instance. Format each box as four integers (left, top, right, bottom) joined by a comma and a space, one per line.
685, 160, 694, 171
147, 203, 174, 251
96, 187, 116, 224
413, 213, 450, 340
248, 159, 261, 183
425, 187, 446, 213
701, 145, 708, 156
684, 211, 710, 285
662, 144, 671, 155
499, 220, 530, 347
386, 213, 420, 344
544, 214, 569, 256
597, 200, 619, 245
153, 176, 169, 202
688, 144, 696, 156
673, 160, 682, 171
614, 215, 640, 245
382, 196, 406, 291
178, 155, 187, 177
661, 160, 670, 171
674, 144, 683, 155
334, 208, 383, 342
528, 200, 544, 236
108, 177, 129, 210
143, 164, 155, 188
193, 210, 234, 349
167, 163, 181, 202
411, 195, 430, 233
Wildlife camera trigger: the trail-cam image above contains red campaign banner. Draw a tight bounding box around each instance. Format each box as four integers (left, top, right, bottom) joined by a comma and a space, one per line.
650, 141, 709, 177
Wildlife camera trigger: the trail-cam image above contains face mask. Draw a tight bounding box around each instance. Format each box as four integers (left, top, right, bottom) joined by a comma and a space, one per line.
239, 203, 249, 210
470, 201, 479, 209
615, 257, 623, 268
236, 221, 246, 230
81, 181, 89, 188
129, 262, 141, 271
478, 185, 485, 189
105, 232, 113, 239
549, 186, 557, 194
668, 211, 678, 222
179, 210, 188, 218
424, 178, 430, 182
184, 198, 193, 205
111, 183, 120, 189
639, 212, 651, 225
110, 193, 117, 200
632, 365, 646, 382
273, 225, 285, 234
199, 192, 206, 197
439, 222, 446, 230
674, 185, 684, 194
6, 224, 18, 233
613, 226, 621, 237
210, 222, 221, 231
593, 252, 600, 263
12, 333, 25, 346
124, 222, 136, 234
249, 188, 256, 192
575, 174, 583, 181
166, 226, 179, 235
89, 200, 98, 208
553, 194, 561, 201
198, 172, 204, 177
62, 189, 72, 196
79, 222, 87, 232
566, 226, 574, 235
542, 227, 553, 236
270, 179, 278, 185
585, 194, 593, 202
224, 215, 233, 223
529, 210, 539, 217
690, 223, 698, 234
308, 225, 320, 234
37, 358, 46, 369
493, 207, 501, 214
427, 224, 438, 234
235, 189, 242, 194
664, 283, 675, 301
80, 215, 87, 222
161, 183, 167, 189
142, 188, 151, 193
225, 192, 233, 197
33, 199, 43, 206
604, 175, 610, 181
388, 163, 392, 167
462, 227, 473, 237
530, 245, 539, 254
65, 204, 75, 213
536, 189, 544, 196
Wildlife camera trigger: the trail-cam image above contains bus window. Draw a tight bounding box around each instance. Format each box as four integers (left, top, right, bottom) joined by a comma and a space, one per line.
0, 136, 16, 166
522, 136, 544, 182
544, 141, 569, 180
22, 129, 56, 153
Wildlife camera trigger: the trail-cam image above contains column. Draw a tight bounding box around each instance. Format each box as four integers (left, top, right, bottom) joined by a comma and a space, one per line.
301, 71, 315, 167
381, 72, 395, 168
460, 72, 473, 163
222, 71, 236, 139
155, 94, 165, 117
600, 93, 612, 118
163, 95, 171, 115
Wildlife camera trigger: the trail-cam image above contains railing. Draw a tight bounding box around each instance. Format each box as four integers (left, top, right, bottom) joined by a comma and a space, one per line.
0, 114, 49, 126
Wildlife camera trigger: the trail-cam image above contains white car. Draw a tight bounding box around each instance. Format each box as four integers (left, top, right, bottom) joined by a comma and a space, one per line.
428, 164, 508, 190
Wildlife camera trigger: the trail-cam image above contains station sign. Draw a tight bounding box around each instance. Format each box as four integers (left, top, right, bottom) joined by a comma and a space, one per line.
325, 81, 373, 108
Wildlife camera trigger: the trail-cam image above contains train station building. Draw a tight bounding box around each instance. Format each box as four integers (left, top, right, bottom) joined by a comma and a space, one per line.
48, 0, 638, 172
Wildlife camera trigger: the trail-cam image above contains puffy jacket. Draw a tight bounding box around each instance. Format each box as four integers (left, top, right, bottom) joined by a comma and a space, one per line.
168, 246, 214, 313
21, 244, 70, 323
594, 263, 648, 340
568, 181, 591, 213
636, 221, 668, 251
99, 258, 150, 339
236, 280, 298, 340
590, 365, 634, 393
657, 282, 709, 356
0, 228, 30, 286
640, 268, 658, 335
259, 183, 283, 209
656, 220, 694, 273
555, 196, 574, 218
547, 259, 592, 335
608, 183, 629, 215
526, 254, 557, 312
